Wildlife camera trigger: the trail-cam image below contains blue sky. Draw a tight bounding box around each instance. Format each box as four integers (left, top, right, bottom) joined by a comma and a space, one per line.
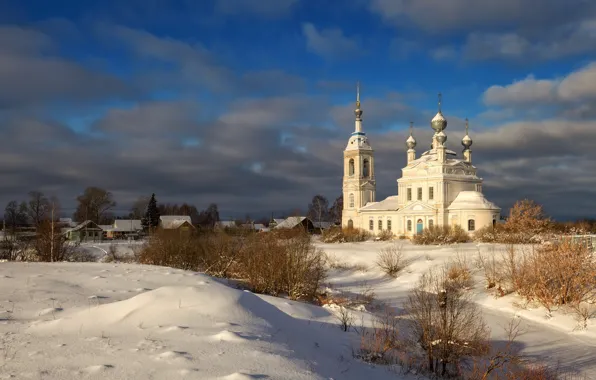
1, 0, 596, 220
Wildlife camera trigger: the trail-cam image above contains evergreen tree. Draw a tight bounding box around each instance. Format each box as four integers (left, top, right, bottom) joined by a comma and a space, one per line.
142, 193, 160, 232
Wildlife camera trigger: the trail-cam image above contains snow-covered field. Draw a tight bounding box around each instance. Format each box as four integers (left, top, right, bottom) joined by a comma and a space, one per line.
319, 240, 596, 378
1, 240, 595, 379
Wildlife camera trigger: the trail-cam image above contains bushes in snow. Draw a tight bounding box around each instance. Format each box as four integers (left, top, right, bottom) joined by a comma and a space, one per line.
376, 244, 408, 277
405, 266, 490, 377
475, 199, 553, 244
376, 229, 394, 241
321, 226, 370, 243
139, 228, 326, 302
477, 241, 596, 326
412, 224, 470, 245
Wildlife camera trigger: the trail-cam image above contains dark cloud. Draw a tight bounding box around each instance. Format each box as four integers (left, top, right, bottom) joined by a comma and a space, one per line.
0, 19, 595, 221
370, 0, 595, 34
370, 0, 596, 61
0, 26, 134, 110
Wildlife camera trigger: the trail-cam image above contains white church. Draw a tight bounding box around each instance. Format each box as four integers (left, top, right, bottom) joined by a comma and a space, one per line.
341, 89, 500, 237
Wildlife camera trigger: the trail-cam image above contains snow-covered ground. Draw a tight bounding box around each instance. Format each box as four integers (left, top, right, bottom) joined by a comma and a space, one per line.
0, 261, 415, 380
317, 240, 596, 378
1, 240, 595, 379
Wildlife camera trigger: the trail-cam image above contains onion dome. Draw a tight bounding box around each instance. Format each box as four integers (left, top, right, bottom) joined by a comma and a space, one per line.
354, 106, 362, 120
431, 112, 447, 132
436, 131, 447, 145
431, 93, 447, 132
406, 121, 416, 149
462, 118, 472, 148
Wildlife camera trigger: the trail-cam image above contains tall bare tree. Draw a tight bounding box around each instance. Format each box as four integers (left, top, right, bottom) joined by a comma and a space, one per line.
307, 195, 330, 231
4, 200, 28, 234
73, 187, 116, 224
129, 195, 150, 219
27, 191, 51, 226
329, 195, 343, 225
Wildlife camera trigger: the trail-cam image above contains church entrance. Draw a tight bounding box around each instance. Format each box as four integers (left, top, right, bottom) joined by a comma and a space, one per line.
416, 219, 423, 234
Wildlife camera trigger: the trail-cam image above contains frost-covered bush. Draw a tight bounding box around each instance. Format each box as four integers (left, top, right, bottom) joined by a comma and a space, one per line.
412, 225, 470, 245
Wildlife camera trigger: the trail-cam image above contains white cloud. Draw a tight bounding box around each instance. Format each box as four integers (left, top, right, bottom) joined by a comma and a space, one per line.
302, 23, 361, 60
483, 62, 596, 107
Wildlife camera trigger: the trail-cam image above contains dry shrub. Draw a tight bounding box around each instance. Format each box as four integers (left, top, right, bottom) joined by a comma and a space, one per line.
0, 237, 27, 261
515, 240, 596, 314
446, 252, 473, 290
33, 221, 80, 262
321, 227, 370, 243
475, 199, 553, 244
377, 229, 394, 241
376, 244, 408, 277
357, 308, 401, 364
138, 229, 205, 270
336, 306, 355, 332
476, 247, 505, 291
405, 266, 490, 377
239, 230, 326, 301
478, 242, 596, 321
412, 225, 470, 245
140, 229, 326, 302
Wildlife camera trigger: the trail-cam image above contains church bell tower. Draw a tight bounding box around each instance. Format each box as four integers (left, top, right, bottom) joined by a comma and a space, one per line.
342, 83, 376, 228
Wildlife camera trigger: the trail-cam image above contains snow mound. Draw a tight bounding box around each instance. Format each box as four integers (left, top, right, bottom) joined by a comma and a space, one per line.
153, 350, 192, 363
209, 330, 249, 342
30, 281, 266, 334
219, 373, 269, 380
38, 307, 63, 316
83, 364, 114, 374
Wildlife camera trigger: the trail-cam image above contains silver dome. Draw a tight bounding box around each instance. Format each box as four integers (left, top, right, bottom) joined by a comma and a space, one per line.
406, 135, 416, 149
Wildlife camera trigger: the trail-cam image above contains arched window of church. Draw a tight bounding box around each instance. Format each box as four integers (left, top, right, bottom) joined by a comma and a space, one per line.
369, 219, 374, 231
349, 193, 354, 208
468, 219, 475, 231
387, 219, 392, 231
348, 219, 354, 229
378, 219, 382, 230
363, 159, 370, 178
429, 219, 434, 229
407, 220, 412, 232
348, 159, 355, 176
